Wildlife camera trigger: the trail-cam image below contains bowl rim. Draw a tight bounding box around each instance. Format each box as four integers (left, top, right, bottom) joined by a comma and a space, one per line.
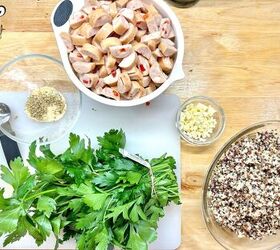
201, 120, 280, 250
176, 96, 226, 146
51, 0, 185, 107
0, 53, 82, 145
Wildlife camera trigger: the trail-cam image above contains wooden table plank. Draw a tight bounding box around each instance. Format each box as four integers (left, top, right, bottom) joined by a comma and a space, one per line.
1, 0, 280, 249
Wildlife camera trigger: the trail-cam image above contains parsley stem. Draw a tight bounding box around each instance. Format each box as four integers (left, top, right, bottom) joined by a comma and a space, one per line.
25, 189, 56, 201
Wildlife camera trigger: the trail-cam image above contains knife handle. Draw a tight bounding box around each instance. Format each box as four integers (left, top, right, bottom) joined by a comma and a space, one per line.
0, 134, 21, 165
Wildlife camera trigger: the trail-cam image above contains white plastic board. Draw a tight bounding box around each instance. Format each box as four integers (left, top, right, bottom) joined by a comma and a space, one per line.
0, 93, 181, 250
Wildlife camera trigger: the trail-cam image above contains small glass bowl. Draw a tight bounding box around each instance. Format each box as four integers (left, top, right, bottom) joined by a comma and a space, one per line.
176, 96, 225, 146
0, 54, 81, 145
202, 120, 280, 250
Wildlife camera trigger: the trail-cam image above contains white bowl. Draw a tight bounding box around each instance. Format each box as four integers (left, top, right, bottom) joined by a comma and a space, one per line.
51, 0, 185, 107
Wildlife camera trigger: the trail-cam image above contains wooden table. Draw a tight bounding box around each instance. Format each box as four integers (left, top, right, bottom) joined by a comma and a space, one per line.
1, 0, 280, 249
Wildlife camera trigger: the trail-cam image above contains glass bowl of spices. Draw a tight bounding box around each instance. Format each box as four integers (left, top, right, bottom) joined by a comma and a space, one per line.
0, 54, 81, 145
203, 120, 280, 250
176, 96, 225, 146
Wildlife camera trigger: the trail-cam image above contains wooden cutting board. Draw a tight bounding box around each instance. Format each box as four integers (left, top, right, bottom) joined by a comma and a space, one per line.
0, 93, 181, 250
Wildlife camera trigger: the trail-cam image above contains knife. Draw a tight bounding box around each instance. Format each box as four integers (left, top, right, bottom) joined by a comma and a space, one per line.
0, 130, 21, 165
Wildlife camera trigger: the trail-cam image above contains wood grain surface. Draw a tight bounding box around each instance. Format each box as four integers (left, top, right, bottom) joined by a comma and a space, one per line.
1, 0, 280, 249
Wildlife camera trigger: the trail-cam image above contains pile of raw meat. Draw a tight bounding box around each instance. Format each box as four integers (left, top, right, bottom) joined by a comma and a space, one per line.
60, 0, 177, 100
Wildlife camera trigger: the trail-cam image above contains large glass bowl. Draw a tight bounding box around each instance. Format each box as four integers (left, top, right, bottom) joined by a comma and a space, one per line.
202, 120, 280, 250
0, 54, 81, 145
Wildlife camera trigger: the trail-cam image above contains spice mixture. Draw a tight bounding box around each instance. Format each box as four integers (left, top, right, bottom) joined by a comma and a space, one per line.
25, 86, 67, 122
208, 130, 280, 240
179, 102, 217, 142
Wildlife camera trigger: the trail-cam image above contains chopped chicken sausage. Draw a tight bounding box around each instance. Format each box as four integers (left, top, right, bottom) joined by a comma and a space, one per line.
89, 8, 112, 27
149, 64, 168, 85
93, 23, 113, 43
137, 55, 150, 76
64, 0, 177, 101
72, 61, 95, 74
79, 22, 98, 39
79, 73, 99, 88
100, 37, 122, 52
81, 43, 102, 61
112, 15, 129, 35
119, 51, 137, 69
70, 11, 88, 29
117, 72, 132, 93
109, 44, 133, 58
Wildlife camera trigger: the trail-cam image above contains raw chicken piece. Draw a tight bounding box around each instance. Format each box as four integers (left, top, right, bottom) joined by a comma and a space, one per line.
89, 8, 112, 27
81, 43, 103, 61
109, 44, 133, 58
149, 64, 168, 85
60, 32, 74, 52
72, 61, 95, 74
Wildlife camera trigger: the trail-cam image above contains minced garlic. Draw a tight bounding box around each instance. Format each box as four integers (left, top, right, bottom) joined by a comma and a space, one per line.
179, 102, 217, 142
25, 86, 67, 122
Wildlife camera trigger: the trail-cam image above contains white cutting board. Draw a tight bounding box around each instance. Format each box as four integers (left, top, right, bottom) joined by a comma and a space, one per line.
0, 94, 181, 250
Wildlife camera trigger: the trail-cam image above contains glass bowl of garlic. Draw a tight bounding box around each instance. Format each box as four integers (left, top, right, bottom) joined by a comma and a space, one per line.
176, 96, 226, 146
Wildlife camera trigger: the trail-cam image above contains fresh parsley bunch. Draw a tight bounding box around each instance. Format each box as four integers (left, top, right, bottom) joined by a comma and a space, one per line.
0, 129, 180, 250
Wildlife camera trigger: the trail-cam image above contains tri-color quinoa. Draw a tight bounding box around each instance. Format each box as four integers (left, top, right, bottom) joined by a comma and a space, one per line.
208, 130, 280, 240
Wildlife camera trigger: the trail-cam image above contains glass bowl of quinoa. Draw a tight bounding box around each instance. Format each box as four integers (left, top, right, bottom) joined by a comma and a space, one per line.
203, 120, 280, 250
0, 54, 81, 145
176, 96, 225, 146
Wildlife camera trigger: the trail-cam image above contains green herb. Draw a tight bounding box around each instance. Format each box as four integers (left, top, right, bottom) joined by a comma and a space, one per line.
0, 129, 180, 250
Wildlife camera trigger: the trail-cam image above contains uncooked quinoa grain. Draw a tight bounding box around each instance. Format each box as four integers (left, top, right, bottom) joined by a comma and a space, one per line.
208, 130, 280, 240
